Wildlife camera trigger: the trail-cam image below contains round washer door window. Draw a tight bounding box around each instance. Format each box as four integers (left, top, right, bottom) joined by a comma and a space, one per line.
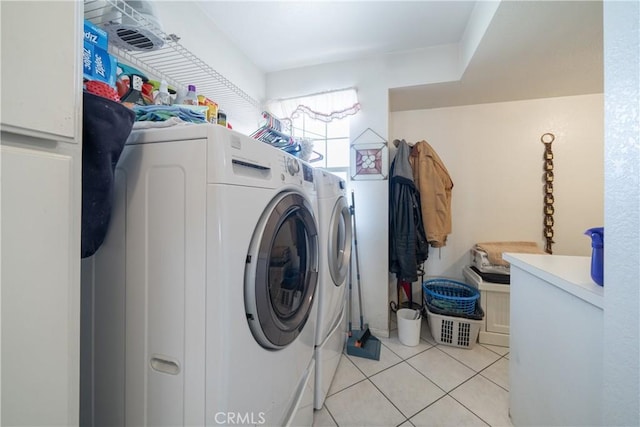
245, 191, 318, 349
328, 196, 352, 286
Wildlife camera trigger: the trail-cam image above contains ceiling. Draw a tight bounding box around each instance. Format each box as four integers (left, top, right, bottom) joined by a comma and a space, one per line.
196, 1, 603, 110
197, 1, 477, 73
390, 1, 604, 110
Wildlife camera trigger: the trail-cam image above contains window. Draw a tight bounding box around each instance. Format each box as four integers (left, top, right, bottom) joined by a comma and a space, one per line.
266, 87, 359, 181
290, 115, 350, 177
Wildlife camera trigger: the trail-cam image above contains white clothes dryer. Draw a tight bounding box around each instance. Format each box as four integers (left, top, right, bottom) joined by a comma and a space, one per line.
313, 169, 352, 409
83, 124, 318, 426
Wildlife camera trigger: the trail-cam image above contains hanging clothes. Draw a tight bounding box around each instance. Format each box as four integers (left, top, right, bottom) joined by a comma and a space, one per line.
389, 139, 429, 282
409, 140, 454, 248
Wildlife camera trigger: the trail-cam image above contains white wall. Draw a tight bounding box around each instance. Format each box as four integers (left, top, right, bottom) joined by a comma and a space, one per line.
602, 2, 640, 424
348, 67, 392, 337
390, 94, 604, 283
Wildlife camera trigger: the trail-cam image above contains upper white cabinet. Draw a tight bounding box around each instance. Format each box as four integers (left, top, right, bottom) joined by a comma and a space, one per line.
0, 1, 81, 140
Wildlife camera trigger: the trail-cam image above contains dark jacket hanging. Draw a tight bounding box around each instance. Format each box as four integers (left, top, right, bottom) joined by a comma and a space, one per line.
389, 139, 429, 282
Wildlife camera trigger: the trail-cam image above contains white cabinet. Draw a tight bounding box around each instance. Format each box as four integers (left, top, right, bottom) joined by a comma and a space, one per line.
1, 1, 81, 140
506, 254, 604, 427
1, 143, 81, 425
1, 2, 82, 426
463, 266, 510, 347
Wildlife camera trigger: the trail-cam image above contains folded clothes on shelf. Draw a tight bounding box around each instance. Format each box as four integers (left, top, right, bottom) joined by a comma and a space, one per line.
133, 105, 208, 123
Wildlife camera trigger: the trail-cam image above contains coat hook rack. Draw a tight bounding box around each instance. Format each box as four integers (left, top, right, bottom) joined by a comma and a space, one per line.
541, 132, 555, 254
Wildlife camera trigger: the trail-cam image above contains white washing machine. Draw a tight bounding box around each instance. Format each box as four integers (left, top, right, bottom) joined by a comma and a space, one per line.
82, 124, 318, 426
313, 169, 352, 410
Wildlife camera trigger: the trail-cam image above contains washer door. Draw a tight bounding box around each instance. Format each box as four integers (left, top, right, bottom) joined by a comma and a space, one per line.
328, 196, 352, 286
245, 191, 319, 349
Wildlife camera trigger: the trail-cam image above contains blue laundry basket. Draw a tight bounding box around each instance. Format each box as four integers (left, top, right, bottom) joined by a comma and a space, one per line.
422, 279, 480, 315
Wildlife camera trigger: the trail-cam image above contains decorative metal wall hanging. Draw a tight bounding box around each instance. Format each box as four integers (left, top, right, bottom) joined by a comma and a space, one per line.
350, 127, 388, 180
541, 132, 555, 254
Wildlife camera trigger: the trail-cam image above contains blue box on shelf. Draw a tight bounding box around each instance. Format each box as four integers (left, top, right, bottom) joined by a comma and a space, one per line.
84, 19, 108, 50
83, 43, 117, 86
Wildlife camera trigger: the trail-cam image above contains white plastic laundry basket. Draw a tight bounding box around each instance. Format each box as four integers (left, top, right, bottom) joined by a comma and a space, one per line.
426, 307, 482, 349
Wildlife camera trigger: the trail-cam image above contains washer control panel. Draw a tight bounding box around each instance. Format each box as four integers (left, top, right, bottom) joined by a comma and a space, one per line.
285, 156, 300, 176
279, 155, 315, 188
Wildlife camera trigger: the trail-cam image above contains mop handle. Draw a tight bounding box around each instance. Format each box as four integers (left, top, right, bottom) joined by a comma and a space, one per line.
351, 190, 364, 331
347, 231, 353, 335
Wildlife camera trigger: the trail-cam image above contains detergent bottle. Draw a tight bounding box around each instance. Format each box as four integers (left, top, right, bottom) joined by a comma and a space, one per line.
183, 85, 199, 105
584, 227, 604, 286
154, 80, 171, 106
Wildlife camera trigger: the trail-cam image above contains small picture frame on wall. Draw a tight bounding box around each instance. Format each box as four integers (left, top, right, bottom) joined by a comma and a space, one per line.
350, 128, 388, 180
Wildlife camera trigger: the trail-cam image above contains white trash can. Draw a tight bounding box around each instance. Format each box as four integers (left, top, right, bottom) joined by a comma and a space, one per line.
397, 308, 422, 346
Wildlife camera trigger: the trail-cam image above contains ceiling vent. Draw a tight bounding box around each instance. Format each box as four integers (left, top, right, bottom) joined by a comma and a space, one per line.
93, 0, 165, 52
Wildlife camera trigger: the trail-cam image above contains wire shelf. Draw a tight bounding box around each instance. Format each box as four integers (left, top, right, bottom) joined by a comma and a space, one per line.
84, 0, 261, 129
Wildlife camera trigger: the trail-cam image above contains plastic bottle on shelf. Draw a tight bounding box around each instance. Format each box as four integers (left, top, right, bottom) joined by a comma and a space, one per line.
182, 84, 198, 105
174, 86, 186, 105
154, 80, 171, 105
217, 109, 227, 127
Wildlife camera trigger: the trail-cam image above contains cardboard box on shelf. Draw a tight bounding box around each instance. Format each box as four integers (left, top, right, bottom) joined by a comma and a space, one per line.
84, 20, 108, 50
83, 43, 117, 86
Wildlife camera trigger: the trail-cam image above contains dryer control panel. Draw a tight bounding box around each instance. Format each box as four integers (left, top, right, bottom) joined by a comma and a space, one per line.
302, 162, 314, 183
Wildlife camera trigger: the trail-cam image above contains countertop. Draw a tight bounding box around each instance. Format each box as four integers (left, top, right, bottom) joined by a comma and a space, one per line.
503, 253, 604, 309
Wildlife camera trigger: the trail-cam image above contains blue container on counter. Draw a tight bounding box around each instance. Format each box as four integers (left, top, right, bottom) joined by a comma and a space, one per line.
585, 227, 604, 286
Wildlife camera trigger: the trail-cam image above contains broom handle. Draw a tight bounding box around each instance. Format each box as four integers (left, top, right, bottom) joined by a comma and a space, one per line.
351, 190, 364, 331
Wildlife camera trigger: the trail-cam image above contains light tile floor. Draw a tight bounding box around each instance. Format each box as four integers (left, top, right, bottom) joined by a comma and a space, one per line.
313, 316, 512, 427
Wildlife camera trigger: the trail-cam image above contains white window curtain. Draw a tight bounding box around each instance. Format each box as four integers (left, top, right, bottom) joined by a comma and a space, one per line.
266, 88, 360, 123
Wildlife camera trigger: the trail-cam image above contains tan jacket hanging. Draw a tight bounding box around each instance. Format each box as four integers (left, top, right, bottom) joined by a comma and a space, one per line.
409, 140, 453, 248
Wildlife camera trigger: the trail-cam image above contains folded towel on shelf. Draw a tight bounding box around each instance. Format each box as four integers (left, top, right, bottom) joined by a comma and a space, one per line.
133, 105, 208, 123
475, 241, 546, 267
132, 116, 191, 129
